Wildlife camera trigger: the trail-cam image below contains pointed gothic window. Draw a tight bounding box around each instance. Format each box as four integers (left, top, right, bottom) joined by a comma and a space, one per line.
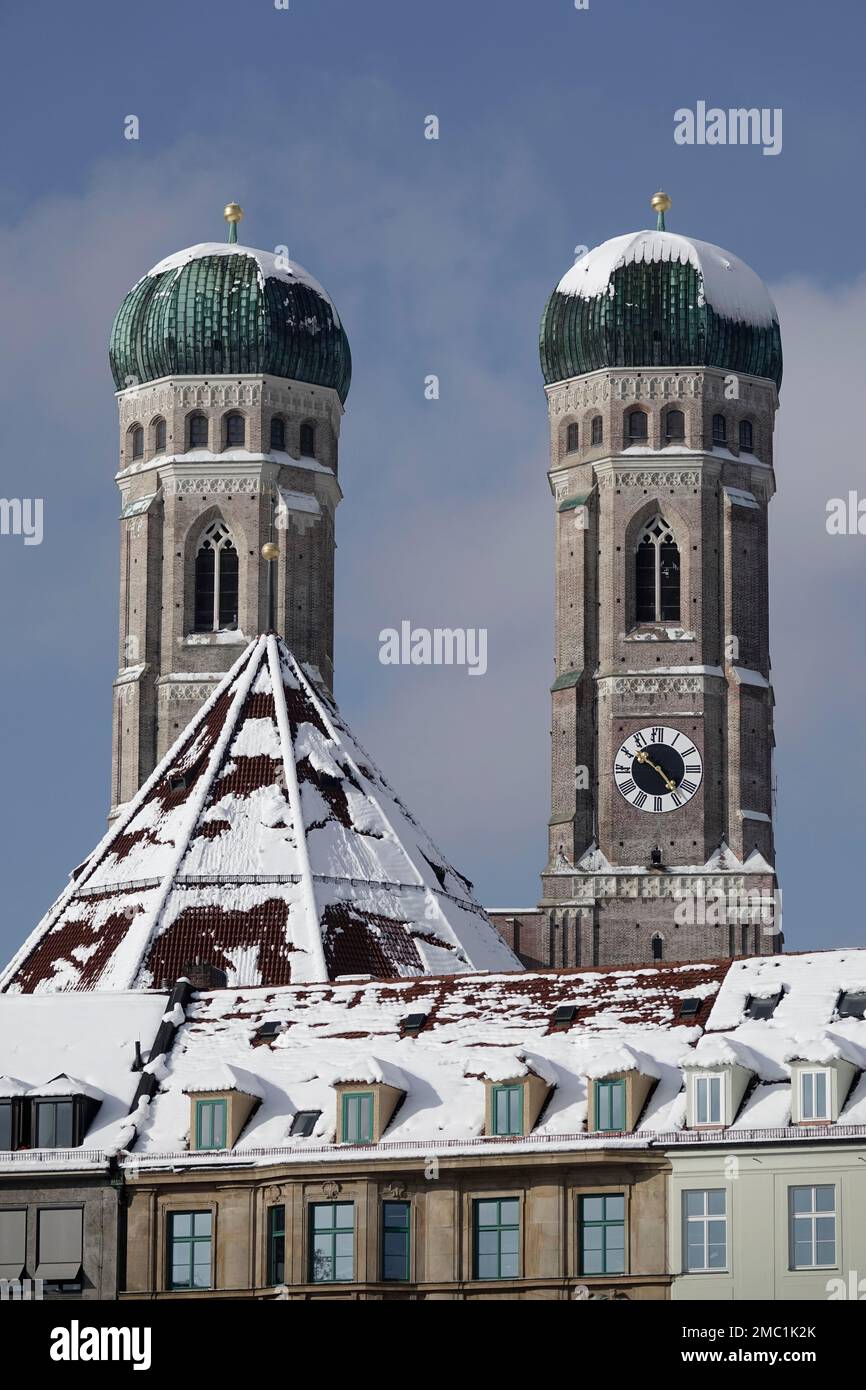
665, 409, 685, 442
712, 413, 727, 445
566, 422, 579, 453
652, 933, 664, 961
627, 409, 648, 441
591, 415, 603, 447
194, 522, 239, 633
189, 413, 209, 449
130, 425, 144, 460
635, 515, 680, 623
739, 419, 754, 452
225, 413, 245, 448
299, 420, 316, 457
154, 417, 167, 453
270, 416, 285, 451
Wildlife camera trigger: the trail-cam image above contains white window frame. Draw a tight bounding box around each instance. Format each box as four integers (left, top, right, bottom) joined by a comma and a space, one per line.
789, 1185, 836, 1270
692, 1072, 724, 1127
683, 1189, 727, 1273
196, 521, 237, 634
800, 1069, 831, 1122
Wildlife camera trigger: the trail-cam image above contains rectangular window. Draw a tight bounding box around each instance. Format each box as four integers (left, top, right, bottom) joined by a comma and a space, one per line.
35, 1101, 76, 1149
594, 1079, 626, 1132
168, 1211, 213, 1291
309, 1202, 354, 1283
473, 1198, 520, 1280
694, 1075, 723, 1125
491, 1084, 524, 1137
790, 1186, 836, 1269
0, 1102, 14, 1151
36, 1207, 84, 1292
683, 1190, 727, 1272
0, 1209, 26, 1282
267, 1205, 286, 1286
195, 1098, 227, 1151
800, 1071, 830, 1121
580, 1194, 625, 1275
341, 1092, 374, 1145
382, 1201, 411, 1282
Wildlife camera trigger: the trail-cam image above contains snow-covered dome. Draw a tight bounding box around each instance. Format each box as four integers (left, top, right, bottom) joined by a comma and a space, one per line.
540, 227, 782, 389
110, 224, 351, 402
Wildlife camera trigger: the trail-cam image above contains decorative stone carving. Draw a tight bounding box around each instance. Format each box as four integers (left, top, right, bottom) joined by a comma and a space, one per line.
162, 476, 260, 496
159, 682, 218, 703
609, 675, 704, 696
322, 1181, 341, 1199
382, 1182, 407, 1200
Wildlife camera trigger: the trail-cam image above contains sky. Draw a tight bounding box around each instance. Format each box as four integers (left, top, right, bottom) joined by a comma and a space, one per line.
0, 0, 864, 964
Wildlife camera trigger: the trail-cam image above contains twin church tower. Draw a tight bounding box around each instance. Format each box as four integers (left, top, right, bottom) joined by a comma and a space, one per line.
108, 195, 783, 972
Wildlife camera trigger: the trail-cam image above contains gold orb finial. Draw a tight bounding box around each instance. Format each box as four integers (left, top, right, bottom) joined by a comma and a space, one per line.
261, 542, 279, 562
224, 202, 244, 225
650, 190, 672, 215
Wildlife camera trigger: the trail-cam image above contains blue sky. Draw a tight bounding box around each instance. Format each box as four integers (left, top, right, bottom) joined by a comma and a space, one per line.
0, 0, 864, 963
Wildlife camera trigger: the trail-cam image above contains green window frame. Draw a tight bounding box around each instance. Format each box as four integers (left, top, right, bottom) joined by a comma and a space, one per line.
341, 1091, 374, 1145
168, 1211, 213, 1290
309, 1202, 354, 1283
267, 1205, 286, 1286
594, 1079, 626, 1132
580, 1193, 626, 1275
194, 1098, 227, 1151
473, 1198, 520, 1280
382, 1201, 411, 1281
491, 1084, 524, 1137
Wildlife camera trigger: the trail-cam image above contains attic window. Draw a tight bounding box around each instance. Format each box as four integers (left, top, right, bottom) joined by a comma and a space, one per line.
195, 1098, 227, 1151
168, 771, 189, 793
402, 1013, 428, 1034
256, 1020, 283, 1042
837, 991, 866, 1020
551, 1004, 578, 1029
290, 1109, 321, 1138
341, 1093, 374, 1145
679, 997, 701, 1019
745, 991, 782, 1020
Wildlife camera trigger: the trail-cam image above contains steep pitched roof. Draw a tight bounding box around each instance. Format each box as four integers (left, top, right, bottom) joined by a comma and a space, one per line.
1, 636, 519, 993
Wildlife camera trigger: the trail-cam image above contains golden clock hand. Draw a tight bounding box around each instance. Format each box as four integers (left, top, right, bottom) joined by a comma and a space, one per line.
635, 750, 677, 792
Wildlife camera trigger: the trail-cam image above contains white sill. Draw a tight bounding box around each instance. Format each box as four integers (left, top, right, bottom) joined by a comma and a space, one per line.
184, 631, 247, 647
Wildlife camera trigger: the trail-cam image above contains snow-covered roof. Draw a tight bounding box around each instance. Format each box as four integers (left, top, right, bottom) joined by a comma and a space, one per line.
0, 991, 167, 1156
0, 635, 519, 994
556, 231, 778, 329
145, 242, 340, 322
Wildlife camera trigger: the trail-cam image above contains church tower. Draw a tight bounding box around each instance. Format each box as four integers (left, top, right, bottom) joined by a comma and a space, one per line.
107, 204, 350, 814
494, 194, 784, 968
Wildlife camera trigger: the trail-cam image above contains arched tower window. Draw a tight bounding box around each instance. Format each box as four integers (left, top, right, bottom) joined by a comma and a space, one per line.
566, 422, 579, 453
299, 420, 316, 457
665, 409, 685, 442
153, 417, 167, 453
712, 413, 727, 445
130, 425, 144, 460
591, 415, 603, 447
188, 413, 209, 449
194, 522, 239, 633
225, 413, 245, 448
270, 416, 285, 451
627, 408, 648, 442
739, 419, 754, 452
635, 514, 680, 623
651, 932, 664, 961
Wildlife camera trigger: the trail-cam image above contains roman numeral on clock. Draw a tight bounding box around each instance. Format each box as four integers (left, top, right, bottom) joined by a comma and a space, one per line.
615, 763, 631, 775
619, 779, 635, 795
633, 732, 647, 748
653, 797, 663, 812
651, 728, 664, 743
633, 791, 647, 808
685, 764, 701, 774
679, 779, 697, 795
681, 745, 696, 757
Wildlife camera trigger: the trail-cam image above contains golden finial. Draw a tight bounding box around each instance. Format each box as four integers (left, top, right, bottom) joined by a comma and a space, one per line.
224, 202, 244, 243
261, 542, 279, 562
650, 190, 672, 230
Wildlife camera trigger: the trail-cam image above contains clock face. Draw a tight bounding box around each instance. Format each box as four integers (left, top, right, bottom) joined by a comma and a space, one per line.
614, 725, 703, 814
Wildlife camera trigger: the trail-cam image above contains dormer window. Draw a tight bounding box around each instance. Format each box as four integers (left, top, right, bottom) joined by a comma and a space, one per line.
837, 990, 866, 1020
594, 1078, 626, 1132
693, 1074, 723, 1126
800, 1070, 831, 1122
341, 1092, 374, 1145
745, 991, 782, 1020
491, 1084, 523, 1137
35, 1099, 76, 1148
195, 1098, 227, 1151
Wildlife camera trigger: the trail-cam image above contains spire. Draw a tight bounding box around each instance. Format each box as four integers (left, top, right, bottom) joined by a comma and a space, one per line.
224, 201, 244, 244
650, 189, 672, 231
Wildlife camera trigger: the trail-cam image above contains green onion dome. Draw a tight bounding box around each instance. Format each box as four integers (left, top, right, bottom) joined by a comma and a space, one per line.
540, 229, 782, 389
110, 241, 351, 402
